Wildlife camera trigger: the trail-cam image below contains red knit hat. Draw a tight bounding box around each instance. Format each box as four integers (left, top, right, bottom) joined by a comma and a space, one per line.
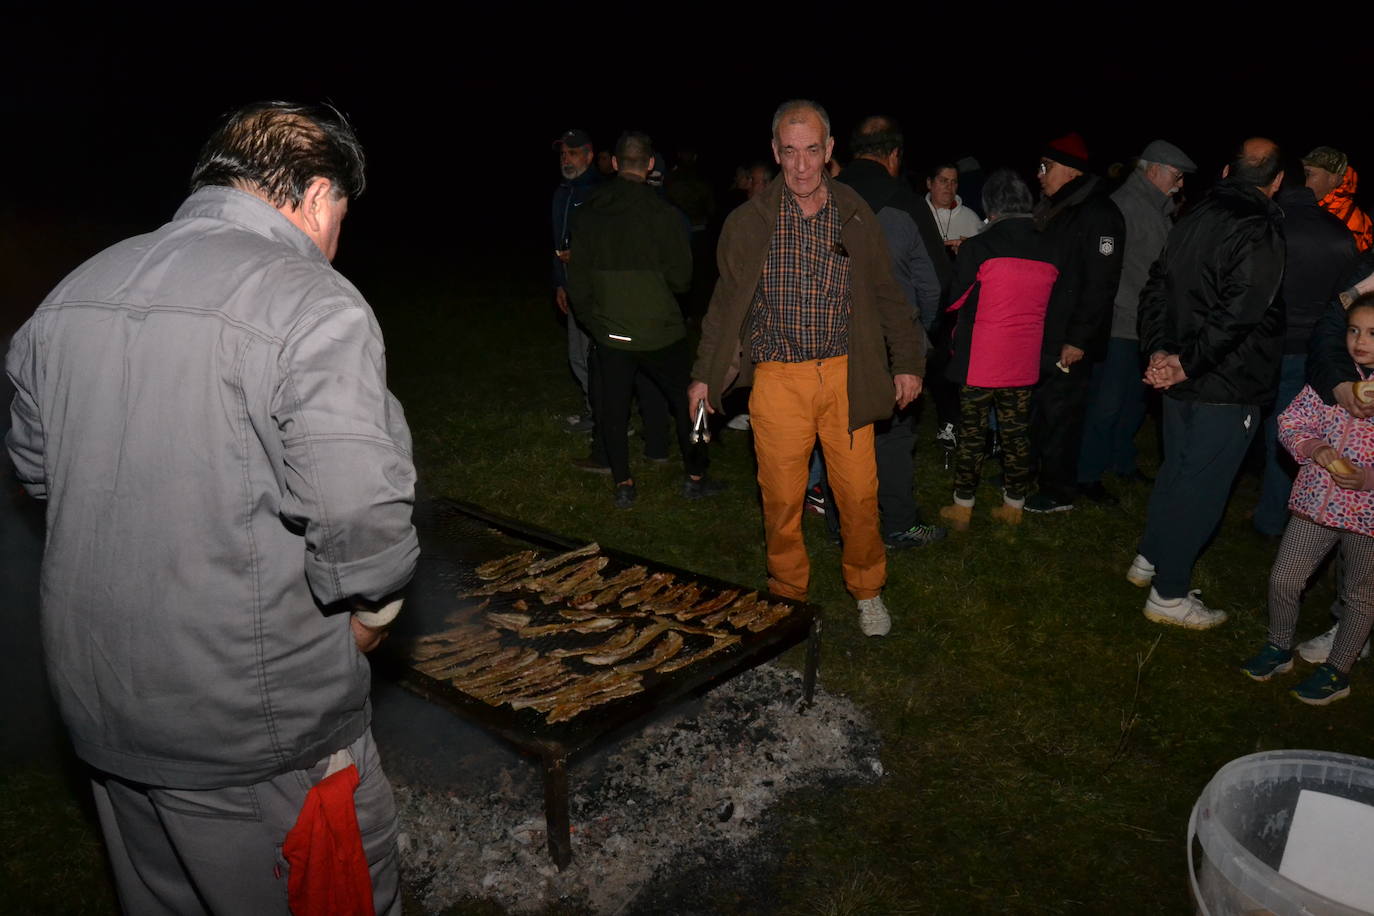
1043, 133, 1090, 171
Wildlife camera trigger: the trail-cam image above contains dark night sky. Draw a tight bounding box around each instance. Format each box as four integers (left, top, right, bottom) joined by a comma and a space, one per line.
2, 5, 1361, 327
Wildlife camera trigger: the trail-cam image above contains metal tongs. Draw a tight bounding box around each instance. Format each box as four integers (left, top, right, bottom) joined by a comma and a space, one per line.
691, 401, 711, 444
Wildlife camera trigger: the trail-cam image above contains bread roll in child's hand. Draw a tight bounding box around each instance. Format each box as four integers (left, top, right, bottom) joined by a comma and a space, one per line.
1355, 380, 1374, 404
1330, 457, 1357, 476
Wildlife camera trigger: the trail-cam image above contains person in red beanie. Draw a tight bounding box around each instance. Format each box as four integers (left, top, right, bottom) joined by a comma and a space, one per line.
1024, 132, 1126, 513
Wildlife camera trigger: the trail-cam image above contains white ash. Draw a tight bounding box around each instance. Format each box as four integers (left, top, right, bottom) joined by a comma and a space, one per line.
391, 663, 880, 913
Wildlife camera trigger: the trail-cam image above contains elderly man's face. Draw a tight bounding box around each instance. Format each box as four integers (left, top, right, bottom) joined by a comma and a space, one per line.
560, 142, 593, 180
927, 167, 958, 209
1038, 158, 1079, 197
1304, 164, 1343, 202
1145, 162, 1185, 197
772, 112, 833, 199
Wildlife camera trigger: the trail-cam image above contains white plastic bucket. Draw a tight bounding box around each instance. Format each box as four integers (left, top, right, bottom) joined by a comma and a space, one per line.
1189, 750, 1374, 915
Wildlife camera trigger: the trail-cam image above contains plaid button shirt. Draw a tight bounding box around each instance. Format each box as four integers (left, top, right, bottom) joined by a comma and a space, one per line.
749, 184, 852, 363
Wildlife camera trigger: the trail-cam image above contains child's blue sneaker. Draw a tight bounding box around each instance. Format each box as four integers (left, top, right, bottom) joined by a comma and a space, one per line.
1291, 664, 1351, 706
1241, 643, 1294, 681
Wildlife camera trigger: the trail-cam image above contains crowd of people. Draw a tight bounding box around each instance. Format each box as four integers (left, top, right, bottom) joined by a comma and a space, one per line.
10, 95, 1371, 914
551, 101, 1374, 704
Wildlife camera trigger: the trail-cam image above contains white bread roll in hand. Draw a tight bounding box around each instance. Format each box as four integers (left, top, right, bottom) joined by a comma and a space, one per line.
1330, 457, 1358, 476
1355, 380, 1374, 404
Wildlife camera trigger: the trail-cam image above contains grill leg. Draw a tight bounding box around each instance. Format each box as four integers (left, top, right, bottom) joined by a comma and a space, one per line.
542, 752, 572, 869
802, 615, 821, 707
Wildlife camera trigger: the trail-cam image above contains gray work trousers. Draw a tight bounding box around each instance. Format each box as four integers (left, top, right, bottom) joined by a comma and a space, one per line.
91, 728, 400, 916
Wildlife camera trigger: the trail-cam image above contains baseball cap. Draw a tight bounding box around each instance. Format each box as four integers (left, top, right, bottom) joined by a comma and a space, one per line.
553, 129, 592, 150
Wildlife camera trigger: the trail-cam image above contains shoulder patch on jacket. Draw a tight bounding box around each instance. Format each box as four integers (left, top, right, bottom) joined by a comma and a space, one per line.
1098, 236, 1115, 256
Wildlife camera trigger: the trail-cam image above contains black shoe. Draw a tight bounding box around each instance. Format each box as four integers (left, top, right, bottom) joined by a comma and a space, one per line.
1078, 481, 1119, 506
1117, 469, 1153, 486
1024, 491, 1075, 513
682, 476, 726, 500
614, 482, 637, 509
884, 524, 948, 550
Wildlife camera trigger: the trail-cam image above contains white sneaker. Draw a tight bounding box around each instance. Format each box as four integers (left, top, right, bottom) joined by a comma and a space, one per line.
1143, 588, 1227, 630
858, 596, 892, 637
1297, 623, 1373, 664
725, 413, 752, 431
1126, 554, 1155, 588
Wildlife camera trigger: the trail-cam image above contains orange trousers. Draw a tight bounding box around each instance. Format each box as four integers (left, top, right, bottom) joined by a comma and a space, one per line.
749, 356, 886, 601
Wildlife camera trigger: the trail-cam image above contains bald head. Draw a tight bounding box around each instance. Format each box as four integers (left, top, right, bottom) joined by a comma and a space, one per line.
1225, 137, 1284, 197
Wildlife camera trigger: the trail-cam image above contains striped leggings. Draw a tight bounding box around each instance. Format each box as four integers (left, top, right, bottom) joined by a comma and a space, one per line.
1268, 515, 1374, 673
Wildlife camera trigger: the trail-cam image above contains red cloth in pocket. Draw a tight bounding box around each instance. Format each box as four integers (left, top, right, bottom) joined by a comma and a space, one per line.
282, 763, 374, 916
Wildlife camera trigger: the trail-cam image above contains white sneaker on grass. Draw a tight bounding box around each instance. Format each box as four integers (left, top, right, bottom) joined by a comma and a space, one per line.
1143, 588, 1226, 630
725, 413, 752, 431
1126, 554, 1155, 588
858, 596, 892, 637
1296, 623, 1373, 664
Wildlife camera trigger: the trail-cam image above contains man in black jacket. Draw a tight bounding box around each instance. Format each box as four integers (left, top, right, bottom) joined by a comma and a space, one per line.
567, 131, 722, 509
836, 115, 944, 548
1252, 182, 1358, 537
1129, 138, 1286, 629
1026, 133, 1126, 513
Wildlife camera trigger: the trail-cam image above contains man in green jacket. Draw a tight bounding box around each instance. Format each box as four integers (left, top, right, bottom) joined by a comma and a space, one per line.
568, 131, 724, 509
688, 100, 926, 637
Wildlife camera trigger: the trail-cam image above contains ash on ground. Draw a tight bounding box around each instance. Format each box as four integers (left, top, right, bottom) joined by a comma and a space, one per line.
385, 663, 881, 913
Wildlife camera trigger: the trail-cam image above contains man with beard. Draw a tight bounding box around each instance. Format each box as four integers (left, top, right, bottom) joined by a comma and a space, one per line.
552, 129, 605, 435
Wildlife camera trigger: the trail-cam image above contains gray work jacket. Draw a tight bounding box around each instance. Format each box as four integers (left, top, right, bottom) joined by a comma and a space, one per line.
5, 187, 419, 788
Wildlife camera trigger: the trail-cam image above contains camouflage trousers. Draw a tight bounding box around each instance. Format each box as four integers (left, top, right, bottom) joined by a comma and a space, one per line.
954, 385, 1033, 500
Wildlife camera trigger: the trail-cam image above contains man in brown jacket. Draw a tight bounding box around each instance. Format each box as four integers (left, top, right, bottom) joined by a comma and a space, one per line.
688, 99, 926, 637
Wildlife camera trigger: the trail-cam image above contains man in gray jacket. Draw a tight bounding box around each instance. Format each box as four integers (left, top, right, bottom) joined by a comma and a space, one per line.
1078, 139, 1195, 503
5, 102, 417, 914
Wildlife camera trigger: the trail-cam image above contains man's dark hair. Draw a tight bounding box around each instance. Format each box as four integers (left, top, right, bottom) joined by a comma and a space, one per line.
614, 130, 654, 173
850, 115, 903, 159
190, 101, 366, 208
1226, 139, 1283, 188
981, 168, 1034, 218
927, 161, 960, 181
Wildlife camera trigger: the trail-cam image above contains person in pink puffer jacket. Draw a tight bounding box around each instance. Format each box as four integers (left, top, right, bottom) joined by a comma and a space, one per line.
1240, 295, 1374, 704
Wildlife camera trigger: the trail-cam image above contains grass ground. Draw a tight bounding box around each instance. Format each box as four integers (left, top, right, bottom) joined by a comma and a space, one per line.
4, 260, 1371, 914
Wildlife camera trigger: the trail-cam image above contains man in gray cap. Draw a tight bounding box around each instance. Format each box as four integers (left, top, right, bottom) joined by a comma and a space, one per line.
1078, 140, 1196, 504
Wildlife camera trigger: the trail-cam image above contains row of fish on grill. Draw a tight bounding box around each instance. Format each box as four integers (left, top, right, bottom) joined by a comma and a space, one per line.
407, 542, 794, 724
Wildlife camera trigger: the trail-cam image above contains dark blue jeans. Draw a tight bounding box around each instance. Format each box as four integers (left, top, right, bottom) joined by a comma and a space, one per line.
1138, 398, 1258, 598
1253, 354, 1308, 537
1078, 337, 1147, 483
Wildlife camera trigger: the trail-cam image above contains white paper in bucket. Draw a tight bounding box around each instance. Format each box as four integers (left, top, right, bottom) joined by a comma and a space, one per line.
1277, 788, 1374, 910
